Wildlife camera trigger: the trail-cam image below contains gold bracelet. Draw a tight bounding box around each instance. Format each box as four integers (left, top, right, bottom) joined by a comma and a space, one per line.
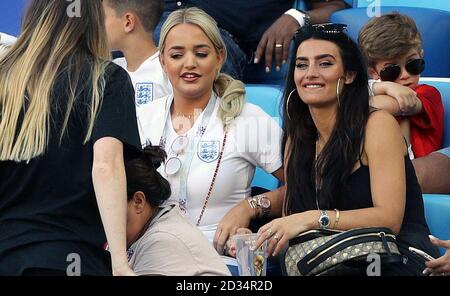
334, 209, 340, 229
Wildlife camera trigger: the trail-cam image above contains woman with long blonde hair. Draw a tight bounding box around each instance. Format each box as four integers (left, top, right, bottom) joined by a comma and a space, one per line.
0, 0, 140, 275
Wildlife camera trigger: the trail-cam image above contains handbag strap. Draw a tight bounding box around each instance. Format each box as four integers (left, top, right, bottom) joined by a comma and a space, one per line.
297, 228, 398, 275
195, 128, 228, 226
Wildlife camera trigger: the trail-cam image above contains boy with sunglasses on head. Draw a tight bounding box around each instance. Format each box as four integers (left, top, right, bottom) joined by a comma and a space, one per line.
359, 13, 444, 158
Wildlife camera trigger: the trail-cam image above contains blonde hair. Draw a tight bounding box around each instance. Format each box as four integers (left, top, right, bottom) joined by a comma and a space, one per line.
158, 7, 245, 127
0, 0, 110, 162
0, 44, 11, 58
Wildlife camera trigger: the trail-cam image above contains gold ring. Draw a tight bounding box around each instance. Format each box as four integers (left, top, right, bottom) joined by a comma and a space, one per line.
273, 234, 279, 241
268, 229, 273, 236
275, 44, 283, 48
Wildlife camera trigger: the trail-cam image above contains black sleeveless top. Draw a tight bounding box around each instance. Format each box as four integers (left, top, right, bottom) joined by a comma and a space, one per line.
335, 155, 440, 263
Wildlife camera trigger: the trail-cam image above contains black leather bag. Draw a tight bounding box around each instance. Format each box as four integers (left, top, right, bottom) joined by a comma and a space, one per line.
281, 227, 404, 276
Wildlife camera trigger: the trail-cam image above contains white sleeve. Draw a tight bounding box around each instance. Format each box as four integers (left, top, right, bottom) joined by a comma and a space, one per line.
235, 105, 283, 174
0, 33, 17, 45
112, 57, 127, 69
368, 79, 376, 96
284, 8, 307, 27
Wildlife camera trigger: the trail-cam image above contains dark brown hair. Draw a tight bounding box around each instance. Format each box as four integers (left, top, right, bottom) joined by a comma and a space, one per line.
125, 146, 171, 206
283, 25, 369, 213
105, 0, 164, 33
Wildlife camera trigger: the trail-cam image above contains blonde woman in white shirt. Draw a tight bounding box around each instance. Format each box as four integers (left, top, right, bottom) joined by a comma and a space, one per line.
141, 7, 285, 254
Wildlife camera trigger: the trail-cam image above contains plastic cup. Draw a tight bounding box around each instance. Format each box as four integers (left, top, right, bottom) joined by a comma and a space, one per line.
234, 233, 268, 276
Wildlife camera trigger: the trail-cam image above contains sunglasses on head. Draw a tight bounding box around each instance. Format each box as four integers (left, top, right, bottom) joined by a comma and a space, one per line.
295, 23, 347, 42
312, 23, 347, 34
379, 58, 425, 82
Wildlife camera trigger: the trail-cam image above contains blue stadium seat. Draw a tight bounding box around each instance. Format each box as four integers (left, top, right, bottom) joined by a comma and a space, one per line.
245, 84, 283, 190
422, 194, 450, 255
330, 7, 450, 77
245, 84, 283, 124
293, 0, 308, 10
0, 0, 27, 36
419, 78, 450, 148
353, 0, 450, 12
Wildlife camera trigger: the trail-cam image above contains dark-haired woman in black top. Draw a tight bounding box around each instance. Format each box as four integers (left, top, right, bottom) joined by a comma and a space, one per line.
254, 24, 438, 275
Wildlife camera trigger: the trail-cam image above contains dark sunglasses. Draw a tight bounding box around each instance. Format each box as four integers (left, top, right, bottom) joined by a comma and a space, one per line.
379, 58, 425, 82
295, 23, 347, 42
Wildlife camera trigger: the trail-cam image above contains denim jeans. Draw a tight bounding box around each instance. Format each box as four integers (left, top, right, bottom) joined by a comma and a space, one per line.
154, 11, 248, 80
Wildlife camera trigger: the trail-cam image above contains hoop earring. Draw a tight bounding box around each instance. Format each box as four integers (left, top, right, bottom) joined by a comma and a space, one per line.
336, 77, 342, 107
286, 89, 296, 120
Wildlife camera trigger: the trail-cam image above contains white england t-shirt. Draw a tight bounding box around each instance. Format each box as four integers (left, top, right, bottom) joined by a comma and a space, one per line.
114, 52, 172, 145
141, 95, 283, 242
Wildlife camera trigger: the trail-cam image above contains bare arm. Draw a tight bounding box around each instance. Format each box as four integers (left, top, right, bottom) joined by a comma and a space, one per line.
268, 169, 285, 218
412, 151, 450, 194
308, 0, 348, 24
372, 81, 423, 115
256, 111, 408, 256
331, 111, 406, 233
370, 94, 402, 115
92, 137, 135, 276
370, 94, 413, 144
213, 167, 285, 254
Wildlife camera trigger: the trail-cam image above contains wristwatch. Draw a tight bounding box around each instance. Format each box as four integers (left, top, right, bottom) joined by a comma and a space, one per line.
300, 10, 311, 27
318, 210, 330, 229
247, 194, 271, 219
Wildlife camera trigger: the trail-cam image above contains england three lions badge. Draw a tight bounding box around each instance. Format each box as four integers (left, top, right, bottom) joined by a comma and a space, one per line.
198, 140, 220, 163
135, 82, 153, 106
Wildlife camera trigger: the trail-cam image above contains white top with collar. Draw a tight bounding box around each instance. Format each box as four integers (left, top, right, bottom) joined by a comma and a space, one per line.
139, 95, 283, 242
114, 52, 172, 145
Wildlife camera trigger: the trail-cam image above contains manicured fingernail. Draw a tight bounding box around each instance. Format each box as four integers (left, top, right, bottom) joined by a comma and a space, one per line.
422, 268, 429, 275
254, 57, 259, 64
265, 67, 270, 73
429, 235, 437, 241
276, 66, 281, 72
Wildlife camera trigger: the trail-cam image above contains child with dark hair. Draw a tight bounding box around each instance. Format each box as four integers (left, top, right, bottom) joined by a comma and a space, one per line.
124, 146, 230, 276
102, 0, 172, 144
359, 13, 444, 158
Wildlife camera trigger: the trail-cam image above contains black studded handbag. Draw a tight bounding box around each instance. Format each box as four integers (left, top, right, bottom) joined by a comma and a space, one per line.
281, 227, 404, 276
